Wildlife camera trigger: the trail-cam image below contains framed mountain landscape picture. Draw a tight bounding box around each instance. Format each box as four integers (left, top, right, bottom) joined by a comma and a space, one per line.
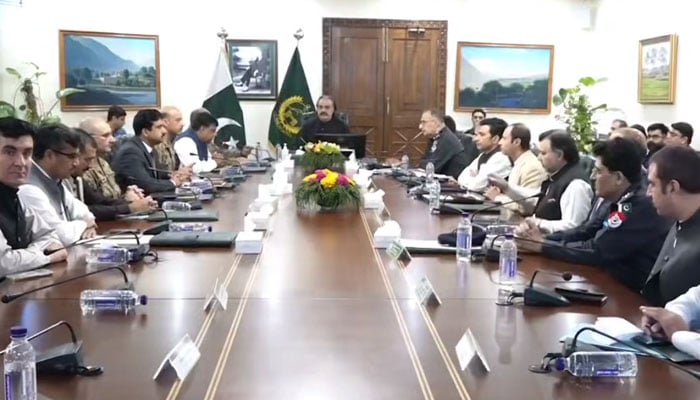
59, 30, 161, 111
638, 34, 678, 104
454, 42, 554, 114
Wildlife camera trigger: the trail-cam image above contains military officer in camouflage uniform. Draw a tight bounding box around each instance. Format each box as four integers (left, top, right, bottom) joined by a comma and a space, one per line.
154, 105, 183, 171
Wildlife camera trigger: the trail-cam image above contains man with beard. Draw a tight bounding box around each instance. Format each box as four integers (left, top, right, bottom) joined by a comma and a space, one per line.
646, 123, 669, 168
300, 95, 349, 142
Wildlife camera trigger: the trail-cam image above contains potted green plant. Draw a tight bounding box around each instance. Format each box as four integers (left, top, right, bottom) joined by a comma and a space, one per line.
0, 63, 84, 125
552, 77, 608, 154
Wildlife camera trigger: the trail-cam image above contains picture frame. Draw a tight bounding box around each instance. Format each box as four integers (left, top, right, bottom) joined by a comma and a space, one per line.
454, 42, 554, 114
59, 30, 160, 111
638, 34, 678, 104
225, 39, 278, 100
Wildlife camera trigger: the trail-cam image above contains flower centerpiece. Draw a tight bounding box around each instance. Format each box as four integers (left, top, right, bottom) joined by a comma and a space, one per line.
299, 141, 346, 173
295, 169, 361, 211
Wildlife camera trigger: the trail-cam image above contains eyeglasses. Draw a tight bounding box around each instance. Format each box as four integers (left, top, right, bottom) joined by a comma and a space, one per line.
51, 148, 80, 160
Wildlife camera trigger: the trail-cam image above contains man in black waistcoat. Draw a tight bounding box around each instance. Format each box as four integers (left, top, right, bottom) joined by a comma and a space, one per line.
300, 95, 350, 143
518, 137, 671, 293
0, 118, 67, 276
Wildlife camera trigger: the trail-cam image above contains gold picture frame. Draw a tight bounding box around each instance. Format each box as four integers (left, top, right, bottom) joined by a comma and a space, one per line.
638, 34, 678, 104
59, 30, 161, 111
454, 41, 554, 114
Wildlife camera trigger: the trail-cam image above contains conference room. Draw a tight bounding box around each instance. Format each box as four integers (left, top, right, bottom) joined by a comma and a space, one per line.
1, 0, 700, 399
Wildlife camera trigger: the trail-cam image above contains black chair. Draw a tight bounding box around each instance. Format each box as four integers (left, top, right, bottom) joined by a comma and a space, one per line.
301, 111, 349, 126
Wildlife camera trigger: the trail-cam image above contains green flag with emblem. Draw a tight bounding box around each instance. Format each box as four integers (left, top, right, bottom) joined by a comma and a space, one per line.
268, 46, 314, 149
204, 45, 246, 149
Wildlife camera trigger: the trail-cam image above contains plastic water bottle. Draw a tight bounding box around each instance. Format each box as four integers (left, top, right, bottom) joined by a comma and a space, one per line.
169, 222, 212, 232
498, 233, 518, 284
3, 326, 37, 400
80, 290, 148, 315
162, 201, 191, 212
400, 154, 409, 171
281, 144, 289, 160
456, 213, 472, 262
86, 245, 130, 266
425, 162, 441, 214
555, 351, 638, 377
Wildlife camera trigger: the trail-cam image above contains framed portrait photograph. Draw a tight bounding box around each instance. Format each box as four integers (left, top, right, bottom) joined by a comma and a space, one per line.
59, 30, 160, 111
226, 39, 278, 100
454, 42, 554, 114
638, 34, 678, 104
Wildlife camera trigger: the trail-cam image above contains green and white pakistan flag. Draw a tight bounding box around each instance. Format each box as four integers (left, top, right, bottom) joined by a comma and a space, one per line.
268, 47, 314, 149
203, 47, 246, 149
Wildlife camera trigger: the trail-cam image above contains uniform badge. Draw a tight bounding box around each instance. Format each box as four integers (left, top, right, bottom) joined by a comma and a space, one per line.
606, 210, 626, 229
621, 203, 632, 213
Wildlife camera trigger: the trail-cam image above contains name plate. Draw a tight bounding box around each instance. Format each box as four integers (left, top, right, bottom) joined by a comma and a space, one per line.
386, 239, 412, 264
153, 334, 201, 380
455, 328, 490, 372
414, 276, 441, 306
203, 278, 228, 312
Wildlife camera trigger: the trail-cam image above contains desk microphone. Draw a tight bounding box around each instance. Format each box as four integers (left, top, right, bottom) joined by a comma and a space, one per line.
44, 230, 140, 256
1, 266, 130, 304
469, 191, 544, 221
522, 269, 573, 307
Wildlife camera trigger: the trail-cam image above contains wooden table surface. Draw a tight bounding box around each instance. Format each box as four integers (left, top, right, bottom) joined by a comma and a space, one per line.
1, 172, 698, 400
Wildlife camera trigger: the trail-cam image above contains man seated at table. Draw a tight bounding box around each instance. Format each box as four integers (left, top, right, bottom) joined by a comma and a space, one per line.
0, 118, 67, 274
154, 105, 184, 172
417, 109, 469, 179
455, 117, 512, 191
112, 109, 186, 194
489, 130, 592, 233
18, 124, 98, 246
71, 129, 157, 221
641, 145, 700, 306
484, 123, 546, 216
517, 137, 671, 293
300, 95, 349, 143
174, 111, 220, 174
640, 284, 700, 340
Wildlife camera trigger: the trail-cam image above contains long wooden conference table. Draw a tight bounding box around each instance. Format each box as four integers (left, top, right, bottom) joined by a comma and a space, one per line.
0, 170, 698, 399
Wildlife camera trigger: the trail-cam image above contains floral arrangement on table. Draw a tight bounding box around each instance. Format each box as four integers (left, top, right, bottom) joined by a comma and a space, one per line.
295, 169, 361, 211
299, 141, 346, 173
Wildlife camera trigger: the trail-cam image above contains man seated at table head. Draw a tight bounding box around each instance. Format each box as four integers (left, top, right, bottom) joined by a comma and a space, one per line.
517, 137, 671, 293
18, 123, 98, 246
174, 111, 220, 174
111, 109, 186, 195
417, 109, 469, 179
300, 95, 350, 143
154, 105, 184, 172
665, 122, 693, 147
484, 123, 546, 217
456, 117, 512, 191
0, 118, 67, 274
71, 129, 156, 221
641, 145, 700, 306
490, 130, 593, 234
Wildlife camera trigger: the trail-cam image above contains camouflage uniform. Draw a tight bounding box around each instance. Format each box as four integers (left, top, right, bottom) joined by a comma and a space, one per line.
154, 140, 178, 171
82, 156, 122, 201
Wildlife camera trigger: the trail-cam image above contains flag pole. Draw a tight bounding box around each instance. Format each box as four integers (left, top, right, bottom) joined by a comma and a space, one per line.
294, 28, 304, 47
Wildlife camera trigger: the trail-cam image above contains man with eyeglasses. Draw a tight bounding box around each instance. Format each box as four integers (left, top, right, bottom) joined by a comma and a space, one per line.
665, 122, 694, 147
18, 124, 97, 245
0, 118, 67, 275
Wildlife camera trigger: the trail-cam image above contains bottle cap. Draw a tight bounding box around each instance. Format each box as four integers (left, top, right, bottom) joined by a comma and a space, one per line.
139, 295, 148, 306
505, 233, 514, 239
10, 326, 27, 337
555, 357, 566, 371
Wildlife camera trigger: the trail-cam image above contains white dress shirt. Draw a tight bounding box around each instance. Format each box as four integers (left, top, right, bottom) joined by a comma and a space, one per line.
174, 137, 217, 174
18, 164, 95, 246
0, 204, 58, 275
666, 285, 700, 331
505, 178, 593, 234
457, 150, 512, 192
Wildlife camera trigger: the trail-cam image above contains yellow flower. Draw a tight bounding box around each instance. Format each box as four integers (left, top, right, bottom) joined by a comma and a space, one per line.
320, 174, 338, 188
303, 173, 317, 183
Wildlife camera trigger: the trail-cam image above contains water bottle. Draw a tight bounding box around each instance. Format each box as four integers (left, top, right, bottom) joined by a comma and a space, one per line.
169, 222, 212, 232
162, 201, 191, 211
555, 351, 638, 377
86, 245, 130, 266
281, 144, 289, 161
498, 233, 517, 284
79, 290, 148, 315
425, 162, 441, 214
456, 213, 472, 262
3, 326, 37, 400
400, 154, 409, 171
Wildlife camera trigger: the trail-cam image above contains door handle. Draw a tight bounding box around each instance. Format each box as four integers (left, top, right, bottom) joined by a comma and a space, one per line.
386, 96, 390, 115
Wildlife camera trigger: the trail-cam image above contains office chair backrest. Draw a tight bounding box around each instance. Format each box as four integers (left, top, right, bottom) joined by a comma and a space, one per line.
301, 111, 350, 126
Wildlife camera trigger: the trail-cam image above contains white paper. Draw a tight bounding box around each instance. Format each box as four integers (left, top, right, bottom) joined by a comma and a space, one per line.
215, 279, 228, 311
153, 334, 200, 381
414, 276, 434, 305
455, 329, 490, 372
203, 278, 218, 312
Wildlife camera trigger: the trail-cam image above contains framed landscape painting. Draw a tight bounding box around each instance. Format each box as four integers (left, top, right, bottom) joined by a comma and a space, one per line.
59, 30, 160, 111
454, 42, 554, 114
226, 39, 278, 100
638, 34, 678, 104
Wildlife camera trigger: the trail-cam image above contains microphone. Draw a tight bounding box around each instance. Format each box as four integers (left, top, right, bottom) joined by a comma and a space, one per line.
1, 265, 131, 304
528, 269, 573, 287
469, 191, 544, 221
44, 230, 140, 256
522, 269, 573, 307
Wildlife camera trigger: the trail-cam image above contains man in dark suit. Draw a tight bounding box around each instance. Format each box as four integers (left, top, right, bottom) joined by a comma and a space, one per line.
419, 109, 469, 179
111, 109, 185, 194
300, 95, 350, 143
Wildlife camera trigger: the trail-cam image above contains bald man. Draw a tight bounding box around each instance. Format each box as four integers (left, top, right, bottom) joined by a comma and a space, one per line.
79, 117, 145, 202
154, 106, 184, 171
611, 127, 649, 170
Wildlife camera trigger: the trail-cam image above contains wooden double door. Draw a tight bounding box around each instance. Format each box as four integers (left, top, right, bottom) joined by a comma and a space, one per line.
323, 18, 448, 161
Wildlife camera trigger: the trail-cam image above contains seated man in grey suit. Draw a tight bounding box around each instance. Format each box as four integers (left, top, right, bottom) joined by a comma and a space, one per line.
111, 109, 186, 195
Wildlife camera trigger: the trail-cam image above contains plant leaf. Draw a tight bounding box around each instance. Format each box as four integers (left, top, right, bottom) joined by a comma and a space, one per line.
579, 76, 596, 86
0, 101, 16, 118
56, 88, 85, 98
18, 105, 26, 111
5, 67, 21, 79
552, 95, 563, 106
26, 62, 39, 70
590, 104, 607, 112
